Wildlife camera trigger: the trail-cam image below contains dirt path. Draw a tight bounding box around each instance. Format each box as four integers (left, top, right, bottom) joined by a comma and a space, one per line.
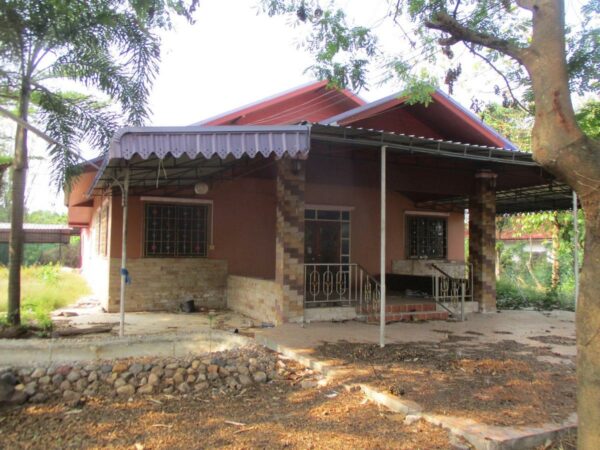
0, 383, 452, 449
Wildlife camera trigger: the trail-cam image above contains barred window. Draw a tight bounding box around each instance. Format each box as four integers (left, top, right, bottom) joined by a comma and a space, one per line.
407, 216, 447, 259
144, 203, 209, 257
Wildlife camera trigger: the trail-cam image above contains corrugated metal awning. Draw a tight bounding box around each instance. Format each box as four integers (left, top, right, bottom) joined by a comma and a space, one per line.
109, 125, 311, 160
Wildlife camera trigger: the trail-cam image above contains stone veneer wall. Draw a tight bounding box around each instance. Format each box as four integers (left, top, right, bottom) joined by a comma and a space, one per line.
107, 258, 228, 312
226, 275, 282, 325
275, 158, 306, 323
469, 171, 497, 312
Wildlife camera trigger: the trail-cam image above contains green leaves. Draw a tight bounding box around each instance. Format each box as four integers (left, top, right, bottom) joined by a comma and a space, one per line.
0, 0, 197, 189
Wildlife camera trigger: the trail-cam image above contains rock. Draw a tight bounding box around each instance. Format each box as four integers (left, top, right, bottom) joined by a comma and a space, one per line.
66, 371, 81, 382
207, 372, 219, 381
31, 368, 46, 379
29, 393, 48, 403
196, 373, 207, 382
186, 375, 196, 384
237, 365, 250, 376
114, 379, 127, 389
148, 373, 160, 386
0, 372, 17, 402
191, 360, 201, 370
39, 375, 51, 385
194, 382, 209, 391
59, 380, 72, 391
100, 364, 113, 373
218, 367, 230, 378
173, 373, 185, 385
88, 371, 98, 383
75, 379, 88, 392
8, 390, 28, 405
129, 363, 144, 375
253, 371, 267, 383
116, 385, 135, 396
18, 368, 32, 377
404, 415, 421, 426
165, 363, 179, 370
24, 382, 37, 397
177, 382, 191, 393
137, 384, 154, 395
112, 362, 129, 373
150, 367, 164, 377
55, 365, 72, 376
83, 364, 98, 372
163, 386, 174, 394
238, 374, 253, 386
300, 379, 318, 389
63, 390, 80, 403
207, 365, 219, 374
225, 377, 238, 389
51, 374, 65, 385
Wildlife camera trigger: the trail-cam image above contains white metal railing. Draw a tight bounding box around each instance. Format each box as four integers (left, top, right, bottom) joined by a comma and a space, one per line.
431, 262, 473, 321
303, 263, 380, 315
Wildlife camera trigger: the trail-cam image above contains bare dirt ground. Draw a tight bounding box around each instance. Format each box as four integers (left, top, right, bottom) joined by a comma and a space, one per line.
315, 338, 576, 427
0, 382, 452, 450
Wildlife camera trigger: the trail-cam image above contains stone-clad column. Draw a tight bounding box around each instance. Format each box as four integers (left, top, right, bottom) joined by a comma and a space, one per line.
275, 157, 305, 323
469, 170, 497, 312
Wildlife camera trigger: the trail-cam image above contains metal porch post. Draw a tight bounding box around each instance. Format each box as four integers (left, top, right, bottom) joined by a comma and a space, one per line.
573, 191, 579, 309
119, 167, 130, 337
380, 146, 387, 348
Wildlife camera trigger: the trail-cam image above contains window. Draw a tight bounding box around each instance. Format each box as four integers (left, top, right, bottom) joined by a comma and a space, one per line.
144, 203, 209, 257
406, 216, 447, 259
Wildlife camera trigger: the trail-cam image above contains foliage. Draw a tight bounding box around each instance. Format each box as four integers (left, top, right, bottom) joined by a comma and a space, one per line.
575, 100, 600, 140
260, 1, 598, 111
496, 277, 575, 311
0, 0, 198, 188
480, 104, 532, 151
0, 264, 91, 328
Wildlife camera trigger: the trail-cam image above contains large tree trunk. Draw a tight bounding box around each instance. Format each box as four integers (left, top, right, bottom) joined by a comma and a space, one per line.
520, 1, 600, 447
7, 82, 30, 326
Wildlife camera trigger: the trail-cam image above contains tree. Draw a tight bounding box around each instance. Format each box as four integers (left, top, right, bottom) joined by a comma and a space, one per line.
0, 0, 198, 326
261, 0, 599, 446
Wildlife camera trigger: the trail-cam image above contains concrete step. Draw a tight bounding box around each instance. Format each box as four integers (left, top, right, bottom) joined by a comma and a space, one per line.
366, 310, 449, 324
359, 301, 437, 315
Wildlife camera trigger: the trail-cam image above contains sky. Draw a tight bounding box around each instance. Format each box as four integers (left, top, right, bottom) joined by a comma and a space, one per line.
16, 0, 589, 214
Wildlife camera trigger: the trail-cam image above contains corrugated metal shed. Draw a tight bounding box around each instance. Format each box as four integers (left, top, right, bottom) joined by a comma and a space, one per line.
0, 223, 80, 244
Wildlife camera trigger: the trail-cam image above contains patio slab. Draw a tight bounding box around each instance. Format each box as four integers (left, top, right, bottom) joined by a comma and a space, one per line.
256, 309, 576, 360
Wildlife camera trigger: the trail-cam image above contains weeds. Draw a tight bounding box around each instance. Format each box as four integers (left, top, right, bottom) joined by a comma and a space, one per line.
0, 264, 91, 328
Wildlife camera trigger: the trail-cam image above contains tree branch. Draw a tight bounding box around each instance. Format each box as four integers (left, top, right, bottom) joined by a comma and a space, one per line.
464, 43, 532, 114
425, 11, 527, 63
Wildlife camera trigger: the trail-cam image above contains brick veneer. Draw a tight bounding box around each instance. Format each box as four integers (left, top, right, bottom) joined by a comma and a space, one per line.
469, 171, 497, 312
275, 158, 306, 323
106, 257, 227, 312
226, 275, 282, 325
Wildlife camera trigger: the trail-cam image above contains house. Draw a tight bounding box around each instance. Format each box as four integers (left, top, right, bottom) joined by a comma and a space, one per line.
67, 80, 572, 325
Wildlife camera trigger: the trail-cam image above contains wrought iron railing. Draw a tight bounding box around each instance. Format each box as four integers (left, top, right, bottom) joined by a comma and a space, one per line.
431, 262, 472, 321
303, 263, 380, 315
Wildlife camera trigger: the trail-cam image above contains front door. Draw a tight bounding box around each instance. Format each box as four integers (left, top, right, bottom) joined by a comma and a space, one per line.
305, 221, 341, 264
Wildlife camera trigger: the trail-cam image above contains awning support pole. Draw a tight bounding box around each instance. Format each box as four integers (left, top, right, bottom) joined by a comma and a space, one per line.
119, 167, 130, 337
573, 191, 579, 310
380, 146, 387, 348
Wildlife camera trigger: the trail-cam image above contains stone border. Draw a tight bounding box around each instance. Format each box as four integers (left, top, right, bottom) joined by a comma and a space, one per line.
0, 330, 252, 367
255, 333, 577, 450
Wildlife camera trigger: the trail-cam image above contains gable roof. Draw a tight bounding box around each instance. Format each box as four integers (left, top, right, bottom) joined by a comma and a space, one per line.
195, 80, 365, 126
321, 89, 517, 150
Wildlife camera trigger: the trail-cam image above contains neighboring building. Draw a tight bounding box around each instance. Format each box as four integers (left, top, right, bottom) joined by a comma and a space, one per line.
67, 80, 571, 324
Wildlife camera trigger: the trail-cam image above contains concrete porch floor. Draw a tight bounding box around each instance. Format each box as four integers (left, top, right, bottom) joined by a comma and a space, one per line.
51, 298, 256, 337
256, 309, 576, 360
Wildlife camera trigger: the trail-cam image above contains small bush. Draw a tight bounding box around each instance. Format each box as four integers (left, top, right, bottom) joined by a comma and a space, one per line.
496, 277, 575, 311
0, 264, 91, 328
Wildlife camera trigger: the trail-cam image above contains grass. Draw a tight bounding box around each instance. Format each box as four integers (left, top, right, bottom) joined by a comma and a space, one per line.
496, 277, 575, 311
0, 264, 91, 329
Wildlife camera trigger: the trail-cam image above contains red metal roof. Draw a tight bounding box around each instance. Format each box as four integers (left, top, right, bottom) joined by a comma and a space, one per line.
195, 80, 365, 126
